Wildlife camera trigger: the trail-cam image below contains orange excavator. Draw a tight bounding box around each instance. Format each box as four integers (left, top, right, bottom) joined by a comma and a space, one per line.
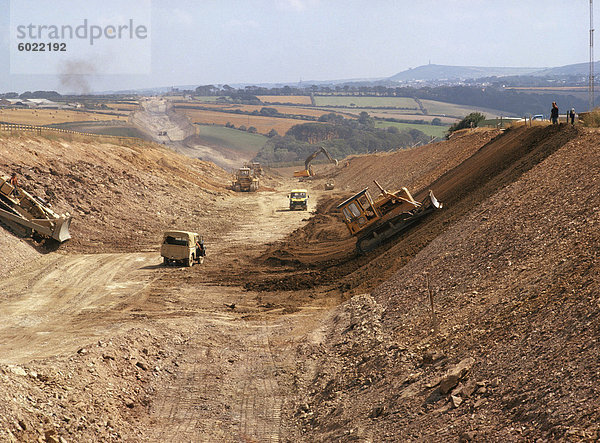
293, 146, 338, 178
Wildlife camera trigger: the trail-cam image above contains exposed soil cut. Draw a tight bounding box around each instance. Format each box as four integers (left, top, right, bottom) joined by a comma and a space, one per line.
0, 124, 597, 442
288, 126, 600, 442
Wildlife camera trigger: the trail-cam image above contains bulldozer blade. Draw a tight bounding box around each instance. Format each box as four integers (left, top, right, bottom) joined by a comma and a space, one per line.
426, 190, 443, 209
52, 216, 72, 242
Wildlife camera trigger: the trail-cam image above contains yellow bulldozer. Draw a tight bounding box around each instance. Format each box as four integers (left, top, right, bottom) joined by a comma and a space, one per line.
0, 174, 72, 243
232, 167, 259, 192
337, 180, 442, 253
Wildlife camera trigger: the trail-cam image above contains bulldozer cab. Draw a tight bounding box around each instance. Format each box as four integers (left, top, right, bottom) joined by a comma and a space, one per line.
337, 189, 380, 235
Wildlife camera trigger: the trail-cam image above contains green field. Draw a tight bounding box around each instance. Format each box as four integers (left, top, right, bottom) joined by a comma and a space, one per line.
375, 121, 449, 139
170, 96, 222, 103
47, 122, 152, 140
419, 99, 513, 119
313, 96, 419, 108
195, 124, 268, 153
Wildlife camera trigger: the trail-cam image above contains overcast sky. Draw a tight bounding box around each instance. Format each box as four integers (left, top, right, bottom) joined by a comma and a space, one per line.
0, 0, 597, 93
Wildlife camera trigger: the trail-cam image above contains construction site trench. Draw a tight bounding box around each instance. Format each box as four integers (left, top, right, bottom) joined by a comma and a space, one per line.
0, 123, 599, 441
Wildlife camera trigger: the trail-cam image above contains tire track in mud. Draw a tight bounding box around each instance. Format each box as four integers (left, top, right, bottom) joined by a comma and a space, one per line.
145, 305, 330, 442
237, 321, 284, 442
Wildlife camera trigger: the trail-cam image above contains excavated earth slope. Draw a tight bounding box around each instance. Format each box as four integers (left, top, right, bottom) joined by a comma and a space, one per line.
1, 125, 597, 441
287, 125, 600, 441
249, 125, 579, 296
0, 132, 231, 264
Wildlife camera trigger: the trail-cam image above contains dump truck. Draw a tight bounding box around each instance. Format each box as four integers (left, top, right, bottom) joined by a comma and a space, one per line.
337, 180, 442, 253
294, 146, 338, 178
0, 174, 72, 243
232, 167, 259, 192
161, 230, 205, 266
288, 189, 309, 211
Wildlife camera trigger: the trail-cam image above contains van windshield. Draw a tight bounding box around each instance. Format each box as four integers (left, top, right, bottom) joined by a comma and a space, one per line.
291, 192, 306, 198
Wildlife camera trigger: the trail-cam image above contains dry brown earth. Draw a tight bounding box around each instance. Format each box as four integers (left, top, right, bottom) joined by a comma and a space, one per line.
286, 125, 600, 442
0, 124, 597, 442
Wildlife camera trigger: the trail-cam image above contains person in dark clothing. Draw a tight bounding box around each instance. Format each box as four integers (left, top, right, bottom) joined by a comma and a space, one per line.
551, 102, 559, 125
195, 238, 206, 262
8, 172, 19, 196
569, 108, 575, 125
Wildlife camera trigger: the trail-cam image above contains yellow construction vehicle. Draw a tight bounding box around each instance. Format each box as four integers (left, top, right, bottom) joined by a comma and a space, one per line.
337, 180, 442, 253
232, 167, 259, 192
244, 162, 263, 177
294, 146, 338, 178
288, 189, 309, 211
0, 174, 72, 243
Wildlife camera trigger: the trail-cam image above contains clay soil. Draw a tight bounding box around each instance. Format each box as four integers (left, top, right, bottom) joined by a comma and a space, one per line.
0, 124, 598, 442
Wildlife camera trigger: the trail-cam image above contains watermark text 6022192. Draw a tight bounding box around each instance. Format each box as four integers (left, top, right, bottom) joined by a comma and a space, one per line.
10, 1, 151, 75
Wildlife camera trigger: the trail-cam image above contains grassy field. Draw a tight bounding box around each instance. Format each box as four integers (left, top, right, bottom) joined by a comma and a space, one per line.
419, 99, 513, 118
105, 102, 139, 111
178, 108, 305, 135
375, 121, 449, 139
257, 95, 312, 105
313, 96, 419, 108
47, 121, 151, 139
0, 109, 128, 125
195, 125, 267, 153
176, 102, 343, 119
186, 96, 222, 103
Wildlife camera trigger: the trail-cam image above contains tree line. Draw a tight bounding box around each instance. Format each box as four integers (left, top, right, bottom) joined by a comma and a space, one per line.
253, 112, 430, 166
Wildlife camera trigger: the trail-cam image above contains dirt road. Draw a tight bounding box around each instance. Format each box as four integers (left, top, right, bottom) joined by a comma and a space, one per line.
0, 183, 334, 441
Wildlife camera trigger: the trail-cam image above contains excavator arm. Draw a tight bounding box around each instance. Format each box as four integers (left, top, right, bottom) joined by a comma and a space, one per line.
295, 146, 339, 178
305, 146, 338, 171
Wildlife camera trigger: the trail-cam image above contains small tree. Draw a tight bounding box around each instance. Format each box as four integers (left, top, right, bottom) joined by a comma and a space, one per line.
446, 112, 486, 138
358, 111, 374, 127
247, 126, 257, 133
431, 117, 442, 126
267, 129, 279, 138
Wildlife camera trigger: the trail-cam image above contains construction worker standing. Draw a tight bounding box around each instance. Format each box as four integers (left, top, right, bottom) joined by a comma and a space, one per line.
551, 102, 559, 125
9, 172, 18, 187
8, 172, 19, 196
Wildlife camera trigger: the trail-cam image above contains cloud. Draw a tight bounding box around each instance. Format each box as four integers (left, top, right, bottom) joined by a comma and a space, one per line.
277, 0, 318, 12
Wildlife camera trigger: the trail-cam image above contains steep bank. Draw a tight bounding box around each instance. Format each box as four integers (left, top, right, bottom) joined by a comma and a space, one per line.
289, 126, 600, 441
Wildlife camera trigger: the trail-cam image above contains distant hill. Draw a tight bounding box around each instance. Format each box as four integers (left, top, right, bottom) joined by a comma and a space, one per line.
93, 61, 600, 96
532, 60, 600, 76
389, 64, 542, 82
388, 62, 600, 82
